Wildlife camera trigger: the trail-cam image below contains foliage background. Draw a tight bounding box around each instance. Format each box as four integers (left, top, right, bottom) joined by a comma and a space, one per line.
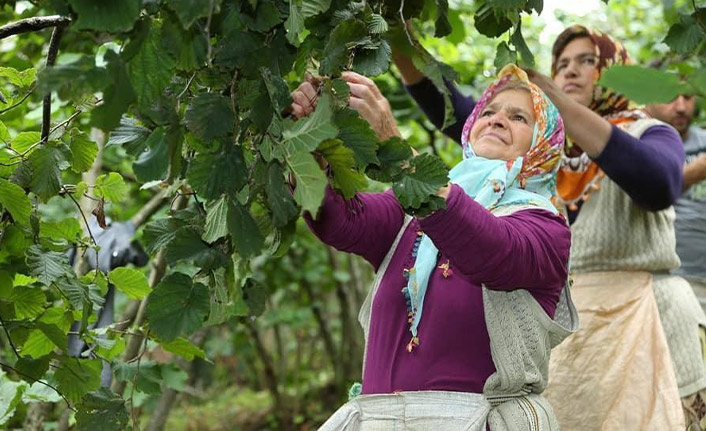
0, 0, 701, 430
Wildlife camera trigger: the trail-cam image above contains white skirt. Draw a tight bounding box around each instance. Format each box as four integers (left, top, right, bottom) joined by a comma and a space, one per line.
317, 390, 490, 431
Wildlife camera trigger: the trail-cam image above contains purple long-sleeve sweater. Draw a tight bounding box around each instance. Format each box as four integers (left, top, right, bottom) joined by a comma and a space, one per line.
306, 184, 571, 394
407, 78, 685, 215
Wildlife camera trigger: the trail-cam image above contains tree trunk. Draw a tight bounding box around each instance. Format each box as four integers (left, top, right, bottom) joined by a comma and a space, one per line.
23, 403, 51, 431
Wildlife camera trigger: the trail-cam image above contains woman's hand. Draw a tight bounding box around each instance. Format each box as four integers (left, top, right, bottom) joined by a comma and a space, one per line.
525, 68, 612, 158
341, 71, 402, 141
290, 74, 321, 119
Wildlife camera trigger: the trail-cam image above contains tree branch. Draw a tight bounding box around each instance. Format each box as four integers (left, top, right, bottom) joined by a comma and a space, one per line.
0, 15, 70, 40
41, 23, 68, 144
0, 85, 35, 115
130, 190, 168, 228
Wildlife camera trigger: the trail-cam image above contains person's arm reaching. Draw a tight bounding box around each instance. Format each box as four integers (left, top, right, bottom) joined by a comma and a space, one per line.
684, 153, 706, 191
418, 184, 571, 291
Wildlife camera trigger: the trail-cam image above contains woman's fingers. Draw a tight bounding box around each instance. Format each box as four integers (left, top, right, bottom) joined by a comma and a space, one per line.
348, 96, 373, 120
342, 71, 383, 100
299, 82, 318, 105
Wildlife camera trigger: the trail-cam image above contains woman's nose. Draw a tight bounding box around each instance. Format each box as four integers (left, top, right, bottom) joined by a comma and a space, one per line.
489, 113, 507, 128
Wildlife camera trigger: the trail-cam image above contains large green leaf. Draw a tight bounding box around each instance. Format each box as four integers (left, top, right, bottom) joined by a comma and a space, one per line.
25, 245, 72, 286
10, 286, 45, 320
187, 148, 248, 200
27, 144, 67, 202
0, 178, 31, 225
184, 93, 234, 143
203, 195, 230, 243
159, 337, 206, 361
37, 56, 108, 100
317, 139, 366, 199
69, 0, 140, 32
494, 41, 517, 69
109, 267, 150, 300
334, 108, 379, 167
320, 19, 368, 76
365, 137, 412, 183
40, 218, 82, 242
265, 163, 298, 227
0, 371, 27, 425
146, 273, 210, 342
54, 357, 102, 403
287, 151, 327, 214
20, 330, 55, 359
161, 15, 208, 71
91, 51, 136, 131
663, 14, 705, 54
113, 361, 162, 394
69, 130, 98, 173
392, 154, 449, 209
106, 117, 151, 155
0, 67, 36, 89
352, 40, 392, 77
75, 388, 129, 431
128, 24, 176, 111
10, 132, 40, 154
474, 6, 513, 38
510, 22, 534, 67
434, 0, 452, 37
228, 202, 265, 258
282, 93, 338, 154
284, 0, 305, 45
166, 0, 212, 29
142, 218, 178, 255
599, 65, 687, 104
302, 0, 332, 17
132, 126, 168, 182
164, 227, 211, 264
94, 173, 127, 202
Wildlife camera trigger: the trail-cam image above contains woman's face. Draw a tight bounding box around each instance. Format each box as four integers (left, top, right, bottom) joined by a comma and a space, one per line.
469, 88, 536, 161
553, 37, 598, 107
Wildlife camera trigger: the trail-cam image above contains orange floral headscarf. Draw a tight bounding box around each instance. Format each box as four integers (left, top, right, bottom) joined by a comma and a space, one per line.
551, 25, 649, 209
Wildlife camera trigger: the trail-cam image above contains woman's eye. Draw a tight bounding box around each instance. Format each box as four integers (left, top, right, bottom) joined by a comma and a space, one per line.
582, 57, 596, 65
481, 110, 494, 117
513, 115, 527, 124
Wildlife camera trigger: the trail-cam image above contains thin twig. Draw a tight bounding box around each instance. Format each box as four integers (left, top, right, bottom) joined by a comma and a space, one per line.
41, 23, 67, 143
399, 0, 414, 45
10, 110, 83, 160
0, 361, 76, 411
0, 86, 36, 116
177, 73, 197, 99
0, 15, 70, 40
65, 187, 99, 267
204, 0, 216, 67
0, 313, 20, 358
129, 191, 167, 228
129, 329, 150, 431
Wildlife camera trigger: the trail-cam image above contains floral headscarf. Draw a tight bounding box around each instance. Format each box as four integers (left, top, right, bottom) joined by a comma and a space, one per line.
403, 65, 565, 351
551, 25, 649, 209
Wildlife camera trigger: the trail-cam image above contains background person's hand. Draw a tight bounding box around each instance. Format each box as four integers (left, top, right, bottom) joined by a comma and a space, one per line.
341, 71, 402, 141
289, 74, 321, 119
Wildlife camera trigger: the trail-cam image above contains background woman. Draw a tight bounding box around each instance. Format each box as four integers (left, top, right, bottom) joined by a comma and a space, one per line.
291, 66, 577, 430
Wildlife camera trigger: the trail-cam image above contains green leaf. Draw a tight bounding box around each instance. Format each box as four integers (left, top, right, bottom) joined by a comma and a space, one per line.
494, 41, 517, 69
107, 117, 151, 156
27, 144, 66, 201
91, 51, 136, 132
474, 6, 513, 38
75, 388, 129, 431
663, 14, 705, 54
302, 0, 332, 17
54, 357, 102, 403
187, 147, 248, 200
0, 371, 27, 425
393, 154, 449, 209
318, 139, 366, 198
0, 178, 31, 225
113, 361, 162, 394
205, 266, 248, 325
159, 337, 206, 361
282, 92, 338, 153
10, 286, 45, 320
25, 245, 71, 286
0, 122, 10, 145
367, 14, 389, 34
243, 279, 266, 317
11, 132, 40, 154
40, 218, 81, 242
146, 273, 210, 342
287, 151, 327, 214
365, 137, 413, 182
265, 163, 298, 227
23, 381, 62, 403
284, 0, 305, 45
161, 15, 208, 71
164, 227, 210, 264
109, 267, 150, 300
599, 65, 687, 104
37, 56, 108, 100
69, 0, 141, 32
15, 356, 51, 383
261, 68, 292, 114
510, 22, 534, 67
203, 195, 230, 243
94, 172, 127, 202
143, 218, 178, 255
333, 108, 379, 167
184, 93, 234, 143
20, 330, 55, 359
166, 0, 212, 29
352, 39, 392, 77
129, 24, 176, 111
320, 19, 368, 76
132, 127, 168, 182
69, 130, 98, 173
0, 67, 36, 89
228, 202, 265, 258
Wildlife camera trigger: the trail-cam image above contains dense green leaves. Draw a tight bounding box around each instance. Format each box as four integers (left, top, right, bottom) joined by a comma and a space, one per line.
25, 245, 71, 286
54, 358, 102, 403
184, 93, 235, 143
75, 388, 129, 431
69, 0, 141, 32
663, 14, 705, 54
146, 273, 210, 341
167, 0, 213, 29
27, 144, 67, 202
187, 147, 248, 200
320, 19, 368, 76
392, 154, 449, 211
109, 267, 151, 300
94, 172, 127, 202
128, 24, 176, 110
228, 201, 265, 258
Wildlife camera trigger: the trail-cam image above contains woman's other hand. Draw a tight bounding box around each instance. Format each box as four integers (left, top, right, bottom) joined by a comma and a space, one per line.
342, 71, 402, 141
290, 74, 321, 119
